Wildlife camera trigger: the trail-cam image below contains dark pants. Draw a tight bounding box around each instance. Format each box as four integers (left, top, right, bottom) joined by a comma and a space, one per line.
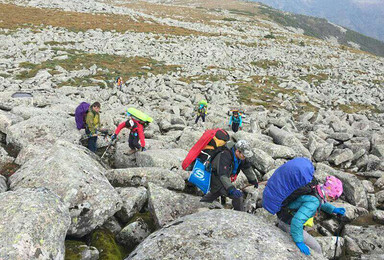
129, 133, 141, 150
85, 128, 98, 153
232, 123, 240, 133
195, 114, 206, 123
88, 136, 98, 153
200, 187, 243, 211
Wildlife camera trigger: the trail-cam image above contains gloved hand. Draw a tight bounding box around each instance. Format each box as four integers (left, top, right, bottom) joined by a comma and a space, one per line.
333, 207, 346, 216
249, 180, 258, 188
296, 242, 310, 255
111, 134, 117, 141
239, 127, 242, 130
141, 147, 147, 152
228, 187, 243, 198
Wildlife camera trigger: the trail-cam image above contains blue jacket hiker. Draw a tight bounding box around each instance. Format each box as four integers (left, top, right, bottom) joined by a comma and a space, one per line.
277, 175, 346, 256
228, 111, 242, 133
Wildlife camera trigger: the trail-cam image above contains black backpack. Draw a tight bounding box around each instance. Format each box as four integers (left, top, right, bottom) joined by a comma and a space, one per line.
277, 178, 320, 224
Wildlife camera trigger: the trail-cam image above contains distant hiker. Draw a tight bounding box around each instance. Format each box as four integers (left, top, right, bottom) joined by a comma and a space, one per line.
195, 100, 208, 124
228, 110, 242, 133
200, 140, 258, 211
111, 118, 146, 155
116, 76, 123, 90
85, 102, 101, 153
263, 158, 346, 256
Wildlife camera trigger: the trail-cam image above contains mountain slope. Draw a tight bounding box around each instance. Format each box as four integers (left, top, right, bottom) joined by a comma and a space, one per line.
254, 0, 384, 42
257, 3, 384, 57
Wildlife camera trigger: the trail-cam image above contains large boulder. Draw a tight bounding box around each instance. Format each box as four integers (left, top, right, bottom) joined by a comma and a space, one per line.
136, 149, 188, 169
343, 224, 384, 257
0, 110, 23, 133
233, 132, 297, 159
105, 167, 185, 191
127, 210, 326, 260
8, 140, 122, 237
0, 146, 13, 170
147, 183, 218, 228
177, 128, 203, 150
115, 187, 147, 223
0, 188, 70, 260
6, 115, 81, 149
315, 163, 368, 209
268, 125, 311, 158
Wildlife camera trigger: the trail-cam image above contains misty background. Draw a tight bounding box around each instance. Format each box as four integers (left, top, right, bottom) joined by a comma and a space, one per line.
253, 0, 384, 42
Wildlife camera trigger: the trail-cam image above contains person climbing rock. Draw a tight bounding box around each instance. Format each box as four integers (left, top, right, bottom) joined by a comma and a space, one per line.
228, 110, 242, 133
200, 140, 258, 211
277, 175, 346, 256
85, 102, 101, 153
111, 118, 146, 154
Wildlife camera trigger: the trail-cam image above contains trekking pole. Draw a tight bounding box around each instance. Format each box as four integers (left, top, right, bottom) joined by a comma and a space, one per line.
334, 215, 345, 259
101, 139, 115, 159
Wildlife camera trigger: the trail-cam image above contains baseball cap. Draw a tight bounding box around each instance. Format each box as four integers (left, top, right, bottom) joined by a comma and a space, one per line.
235, 140, 253, 158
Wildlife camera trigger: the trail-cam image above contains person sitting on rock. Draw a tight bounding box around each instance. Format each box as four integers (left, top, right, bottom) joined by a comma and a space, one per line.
277, 175, 346, 256
111, 118, 146, 154
228, 110, 242, 133
85, 102, 101, 153
195, 104, 207, 124
200, 140, 258, 211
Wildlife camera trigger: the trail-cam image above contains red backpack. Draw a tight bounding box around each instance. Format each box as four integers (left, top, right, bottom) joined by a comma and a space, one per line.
182, 129, 230, 170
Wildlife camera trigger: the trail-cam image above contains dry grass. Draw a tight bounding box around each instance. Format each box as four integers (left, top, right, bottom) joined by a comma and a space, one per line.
338, 103, 380, 114
17, 52, 180, 86
0, 3, 205, 36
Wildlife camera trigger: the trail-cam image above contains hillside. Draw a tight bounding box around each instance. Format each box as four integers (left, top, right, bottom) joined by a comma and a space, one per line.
254, 0, 384, 43
256, 2, 384, 57
0, 0, 384, 259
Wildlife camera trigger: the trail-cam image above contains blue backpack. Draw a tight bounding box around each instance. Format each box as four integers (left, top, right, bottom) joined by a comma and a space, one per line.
262, 158, 315, 215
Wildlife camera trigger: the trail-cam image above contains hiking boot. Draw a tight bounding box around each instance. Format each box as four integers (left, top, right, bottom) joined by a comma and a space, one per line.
127, 149, 137, 155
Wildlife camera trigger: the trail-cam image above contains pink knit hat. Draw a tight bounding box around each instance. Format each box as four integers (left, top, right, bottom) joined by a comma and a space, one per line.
318, 176, 343, 200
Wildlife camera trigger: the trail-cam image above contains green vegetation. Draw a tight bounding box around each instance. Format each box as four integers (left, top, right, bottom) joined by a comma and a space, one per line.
65, 240, 88, 260
223, 17, 237, 22
251, 59, 280, 69
17, 52, 180, 87
236, 76, 319, 113
299, 73, 329, 86
228, 9, 256, 17
90, 229, 126, 260
338, 103, 380, 114
128, 212, 157, 234
264, 33, 275, 39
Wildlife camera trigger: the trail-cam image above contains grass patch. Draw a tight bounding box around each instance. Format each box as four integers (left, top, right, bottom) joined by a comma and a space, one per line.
223, 17, 237, 22
17, 52, 180, 86
251, 59, 280, 69
338, 103, 380, 114
0, 3, 204, 36
299, 73, 329, 86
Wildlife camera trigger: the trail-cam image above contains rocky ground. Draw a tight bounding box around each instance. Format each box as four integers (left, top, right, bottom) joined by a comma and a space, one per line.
0, 0, 383, 259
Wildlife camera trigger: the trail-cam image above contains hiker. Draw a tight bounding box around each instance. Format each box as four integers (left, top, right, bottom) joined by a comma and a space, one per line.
195, 102, 207, 124
85, 102, 101, 153
200, 140, 258, 211
111, 118, 146, 154
277, 175, 346, 256
228, 110, 242, 133
116, 76, 123, 90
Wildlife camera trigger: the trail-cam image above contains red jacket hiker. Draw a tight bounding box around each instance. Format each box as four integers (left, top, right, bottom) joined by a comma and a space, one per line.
112, 118, 145, 151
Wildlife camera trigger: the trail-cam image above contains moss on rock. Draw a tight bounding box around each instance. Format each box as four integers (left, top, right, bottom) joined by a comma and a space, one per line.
90, 228, 124, 260
128, 212, 157, 233
65, 240, 87, 260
